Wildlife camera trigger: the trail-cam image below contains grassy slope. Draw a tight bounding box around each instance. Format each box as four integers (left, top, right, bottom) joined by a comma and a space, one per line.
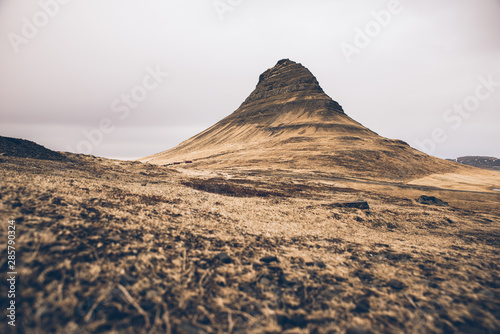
0, 154, 499, 333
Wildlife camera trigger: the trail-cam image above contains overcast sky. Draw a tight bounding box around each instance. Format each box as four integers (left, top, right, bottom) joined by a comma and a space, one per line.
1, 0, 499, 160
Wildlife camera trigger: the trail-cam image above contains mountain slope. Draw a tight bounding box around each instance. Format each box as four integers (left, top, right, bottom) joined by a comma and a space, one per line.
0, 135, 65, 161
140, 59, 469, 181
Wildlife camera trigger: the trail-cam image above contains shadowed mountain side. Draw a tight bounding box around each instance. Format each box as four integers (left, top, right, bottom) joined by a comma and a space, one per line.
140, 59, 473, 181
0, 135, 66, 161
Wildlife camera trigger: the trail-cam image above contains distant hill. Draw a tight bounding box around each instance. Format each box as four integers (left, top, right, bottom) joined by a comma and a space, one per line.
0, 136, 65, 161
453, 156, 500, 171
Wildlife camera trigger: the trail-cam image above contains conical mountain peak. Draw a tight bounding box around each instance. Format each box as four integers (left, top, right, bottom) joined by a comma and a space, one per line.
242, 59, 330, 109
257, 59, 320, 88
234, 59, 344, 121
141, 59, 461, 181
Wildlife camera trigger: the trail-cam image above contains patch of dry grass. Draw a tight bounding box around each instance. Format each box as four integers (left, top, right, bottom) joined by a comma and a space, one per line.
0, 155, 499, 333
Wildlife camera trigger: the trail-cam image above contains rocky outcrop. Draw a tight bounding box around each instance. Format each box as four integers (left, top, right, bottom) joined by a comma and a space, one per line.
325, 201, 370, 210
243, 58, 336, 109
417, 195, 449, 207
217, 59, 348, 128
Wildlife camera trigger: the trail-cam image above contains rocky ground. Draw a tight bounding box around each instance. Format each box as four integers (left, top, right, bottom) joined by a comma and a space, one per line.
0, 154, 499, 333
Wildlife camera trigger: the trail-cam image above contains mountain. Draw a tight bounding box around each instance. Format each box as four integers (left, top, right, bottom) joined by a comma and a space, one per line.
456, 156, 500, 171
140, 59, 466, 180
0, 135, 65, 161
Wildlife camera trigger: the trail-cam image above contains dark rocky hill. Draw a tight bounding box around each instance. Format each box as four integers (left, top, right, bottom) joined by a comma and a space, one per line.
0, 136, 65, 161
455, 156, 500, 170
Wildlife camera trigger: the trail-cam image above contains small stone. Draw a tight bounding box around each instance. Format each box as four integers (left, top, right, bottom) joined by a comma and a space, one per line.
353, 298, 370, 313
328, 201, 370, 210
260, 255, 279, 263
417, 195, 449, 207
214, 252, 232, 264
316, 261, 326, 268
388, 279, 405, 290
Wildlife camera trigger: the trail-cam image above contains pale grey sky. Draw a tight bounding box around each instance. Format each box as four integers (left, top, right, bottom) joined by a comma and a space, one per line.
1, 0, 499, 160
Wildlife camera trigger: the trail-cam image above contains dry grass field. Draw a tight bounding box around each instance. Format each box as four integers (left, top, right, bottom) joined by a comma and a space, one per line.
1, 153, 499, 333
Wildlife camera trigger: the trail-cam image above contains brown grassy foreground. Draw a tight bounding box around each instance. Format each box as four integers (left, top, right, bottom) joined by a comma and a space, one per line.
0, 154, 499, 333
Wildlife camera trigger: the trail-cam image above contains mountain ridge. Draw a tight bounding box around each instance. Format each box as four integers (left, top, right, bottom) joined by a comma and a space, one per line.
452, 156, 500, 171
